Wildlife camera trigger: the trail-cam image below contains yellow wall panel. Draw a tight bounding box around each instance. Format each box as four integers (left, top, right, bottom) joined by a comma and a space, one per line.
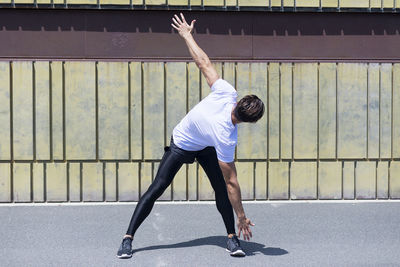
188, 163, 197, 200
14, 0, 33, 3
168, 0, 188, 5
50, 62, 64, 160
382, 0, 394, 8
340, 0, 369, 8
368, 63, 380, 158
343, 161, 354, 199
237, 63, 268, 159
13, 61, 33, 160
69, 163, 81, 201
370, 0, 381, 8
394, 64, 400, 158
296, 0, 319, 7
319, 63, 336, 159
130, 62, 143, 160
82, 163, 103, 201
281, 63, 292, 159
255, 162, 267, 199
32, 163, 44, 202
13, 163, 31, 202
172, 164, 187, 200
239, 0, 267, 6
390, 161, 400, 198
268, 162, 289, 199
271, 0, 281, 6
291, 162, 317, 199
67, 0, 96, 4
0, 0, 11, 3
46, 163, 67, 202
188, 62, 200, 111
321, 0, 337, 7
132, 0, 144, 3
319, 162, 341, 199
98, 62, 129, 160
36, 0, 51, 4
355, 161, 376, 199
34, 61, 51, 160
118, 162, 139, 201
377, 161, 388, 199
140, 162, 152, 197
337, 63, 367, 158
380, 64, 392, 158
236, 162, 254, 200
143, 62, 164, 160
190, 0, 201, 5
293, 63, 318, 159
283, 0, 294, 7
105, 163, 116, 201
0, 62, 10, 160
198, 164, 215, 200
268, 63, 280, 159
0, 164, 11, 202
203, 0, 223, 5
146, 0, 166, 4
65, 62, 96, 160
101, 0, 129, 4
166, 62, 186, 144
226, 0, 236, 6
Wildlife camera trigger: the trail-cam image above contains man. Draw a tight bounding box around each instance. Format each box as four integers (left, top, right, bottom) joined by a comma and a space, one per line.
117, 13, 265, 259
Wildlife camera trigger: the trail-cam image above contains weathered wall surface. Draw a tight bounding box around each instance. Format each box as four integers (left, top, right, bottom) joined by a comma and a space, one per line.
0, 61, 399, 202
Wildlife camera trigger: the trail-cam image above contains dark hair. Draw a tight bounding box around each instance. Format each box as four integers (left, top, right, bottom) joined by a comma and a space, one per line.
234, 95, 265, 123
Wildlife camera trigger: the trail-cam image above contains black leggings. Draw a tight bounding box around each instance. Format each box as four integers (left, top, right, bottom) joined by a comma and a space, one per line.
126, 140, 236, 236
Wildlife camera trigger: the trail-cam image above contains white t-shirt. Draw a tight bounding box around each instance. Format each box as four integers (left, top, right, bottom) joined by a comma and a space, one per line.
172, 79, 238, 163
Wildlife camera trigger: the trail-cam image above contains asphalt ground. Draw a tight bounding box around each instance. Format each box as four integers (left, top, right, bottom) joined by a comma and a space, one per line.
1, 201, 399, 267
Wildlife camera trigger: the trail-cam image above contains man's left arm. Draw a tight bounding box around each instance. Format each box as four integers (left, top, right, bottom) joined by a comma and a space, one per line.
219, 161, 255, 241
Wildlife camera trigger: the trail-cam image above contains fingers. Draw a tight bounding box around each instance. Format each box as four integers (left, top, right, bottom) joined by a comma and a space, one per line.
174, 14, 183, 25
171, 23, 179, 30
180, 13, 187, 24
172, 17, 179, 26
190, 20, 196, 28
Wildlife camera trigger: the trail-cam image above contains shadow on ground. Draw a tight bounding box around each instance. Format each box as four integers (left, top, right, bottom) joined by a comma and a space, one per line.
132, 236, 288, 257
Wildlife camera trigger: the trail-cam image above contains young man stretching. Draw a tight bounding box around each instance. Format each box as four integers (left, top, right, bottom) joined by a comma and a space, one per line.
117, 13, 265, 258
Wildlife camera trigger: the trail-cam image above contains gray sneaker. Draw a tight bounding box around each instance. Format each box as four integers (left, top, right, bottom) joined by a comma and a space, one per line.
117, 237, 133, 259
226, 235, 246, 257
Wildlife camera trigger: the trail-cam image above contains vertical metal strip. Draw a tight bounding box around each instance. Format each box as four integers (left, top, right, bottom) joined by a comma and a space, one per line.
9, 61, 14, 202
128, 62, 132, 160
79, 162, 83, 202
141, 62, 144, 160
367, 63, 369, 158
102, 162, 106, 202
266, 63, 270, 199
67, 162, 70, 201
317, 63, 320, 199
116, 162, 119, 201
95, 62, 99, 161
49, 62, 53, 161
379, 63, 381, 159
278, 63, 281, 160
291, 62, 294, 161
335, 62, 338, 160
33, 61, 36, 162
391, 63, 394, 160
30, 163, 33, 202
62, 61, 66, 161
43, 163, 47, 202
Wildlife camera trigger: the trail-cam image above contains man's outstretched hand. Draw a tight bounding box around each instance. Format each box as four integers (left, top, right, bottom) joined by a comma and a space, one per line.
171, 13, 196, 39
237, 217, 255, 241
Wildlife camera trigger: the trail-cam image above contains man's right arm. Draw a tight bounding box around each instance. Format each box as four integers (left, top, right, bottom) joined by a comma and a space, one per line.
172, 13, 219, 87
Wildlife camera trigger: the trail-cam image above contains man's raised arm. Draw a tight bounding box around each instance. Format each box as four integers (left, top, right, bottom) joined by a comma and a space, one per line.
171, 13, 219, 87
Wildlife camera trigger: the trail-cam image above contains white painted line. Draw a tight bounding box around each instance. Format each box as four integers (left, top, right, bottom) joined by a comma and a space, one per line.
0, 199, 399, 207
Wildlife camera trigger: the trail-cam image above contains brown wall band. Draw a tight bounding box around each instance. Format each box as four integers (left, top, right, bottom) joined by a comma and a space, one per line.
0, 9, 399, 60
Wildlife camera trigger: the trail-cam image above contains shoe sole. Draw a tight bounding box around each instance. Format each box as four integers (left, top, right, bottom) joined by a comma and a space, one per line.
117, 254, 132, 259
226, 248, 246, 257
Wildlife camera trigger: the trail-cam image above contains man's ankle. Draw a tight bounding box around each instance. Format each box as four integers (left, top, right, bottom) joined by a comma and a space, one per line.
123, 235, 133, 240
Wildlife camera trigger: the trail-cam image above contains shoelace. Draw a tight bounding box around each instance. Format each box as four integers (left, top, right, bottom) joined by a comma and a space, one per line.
122, 238, 132, 249
231, 236, 240, 247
